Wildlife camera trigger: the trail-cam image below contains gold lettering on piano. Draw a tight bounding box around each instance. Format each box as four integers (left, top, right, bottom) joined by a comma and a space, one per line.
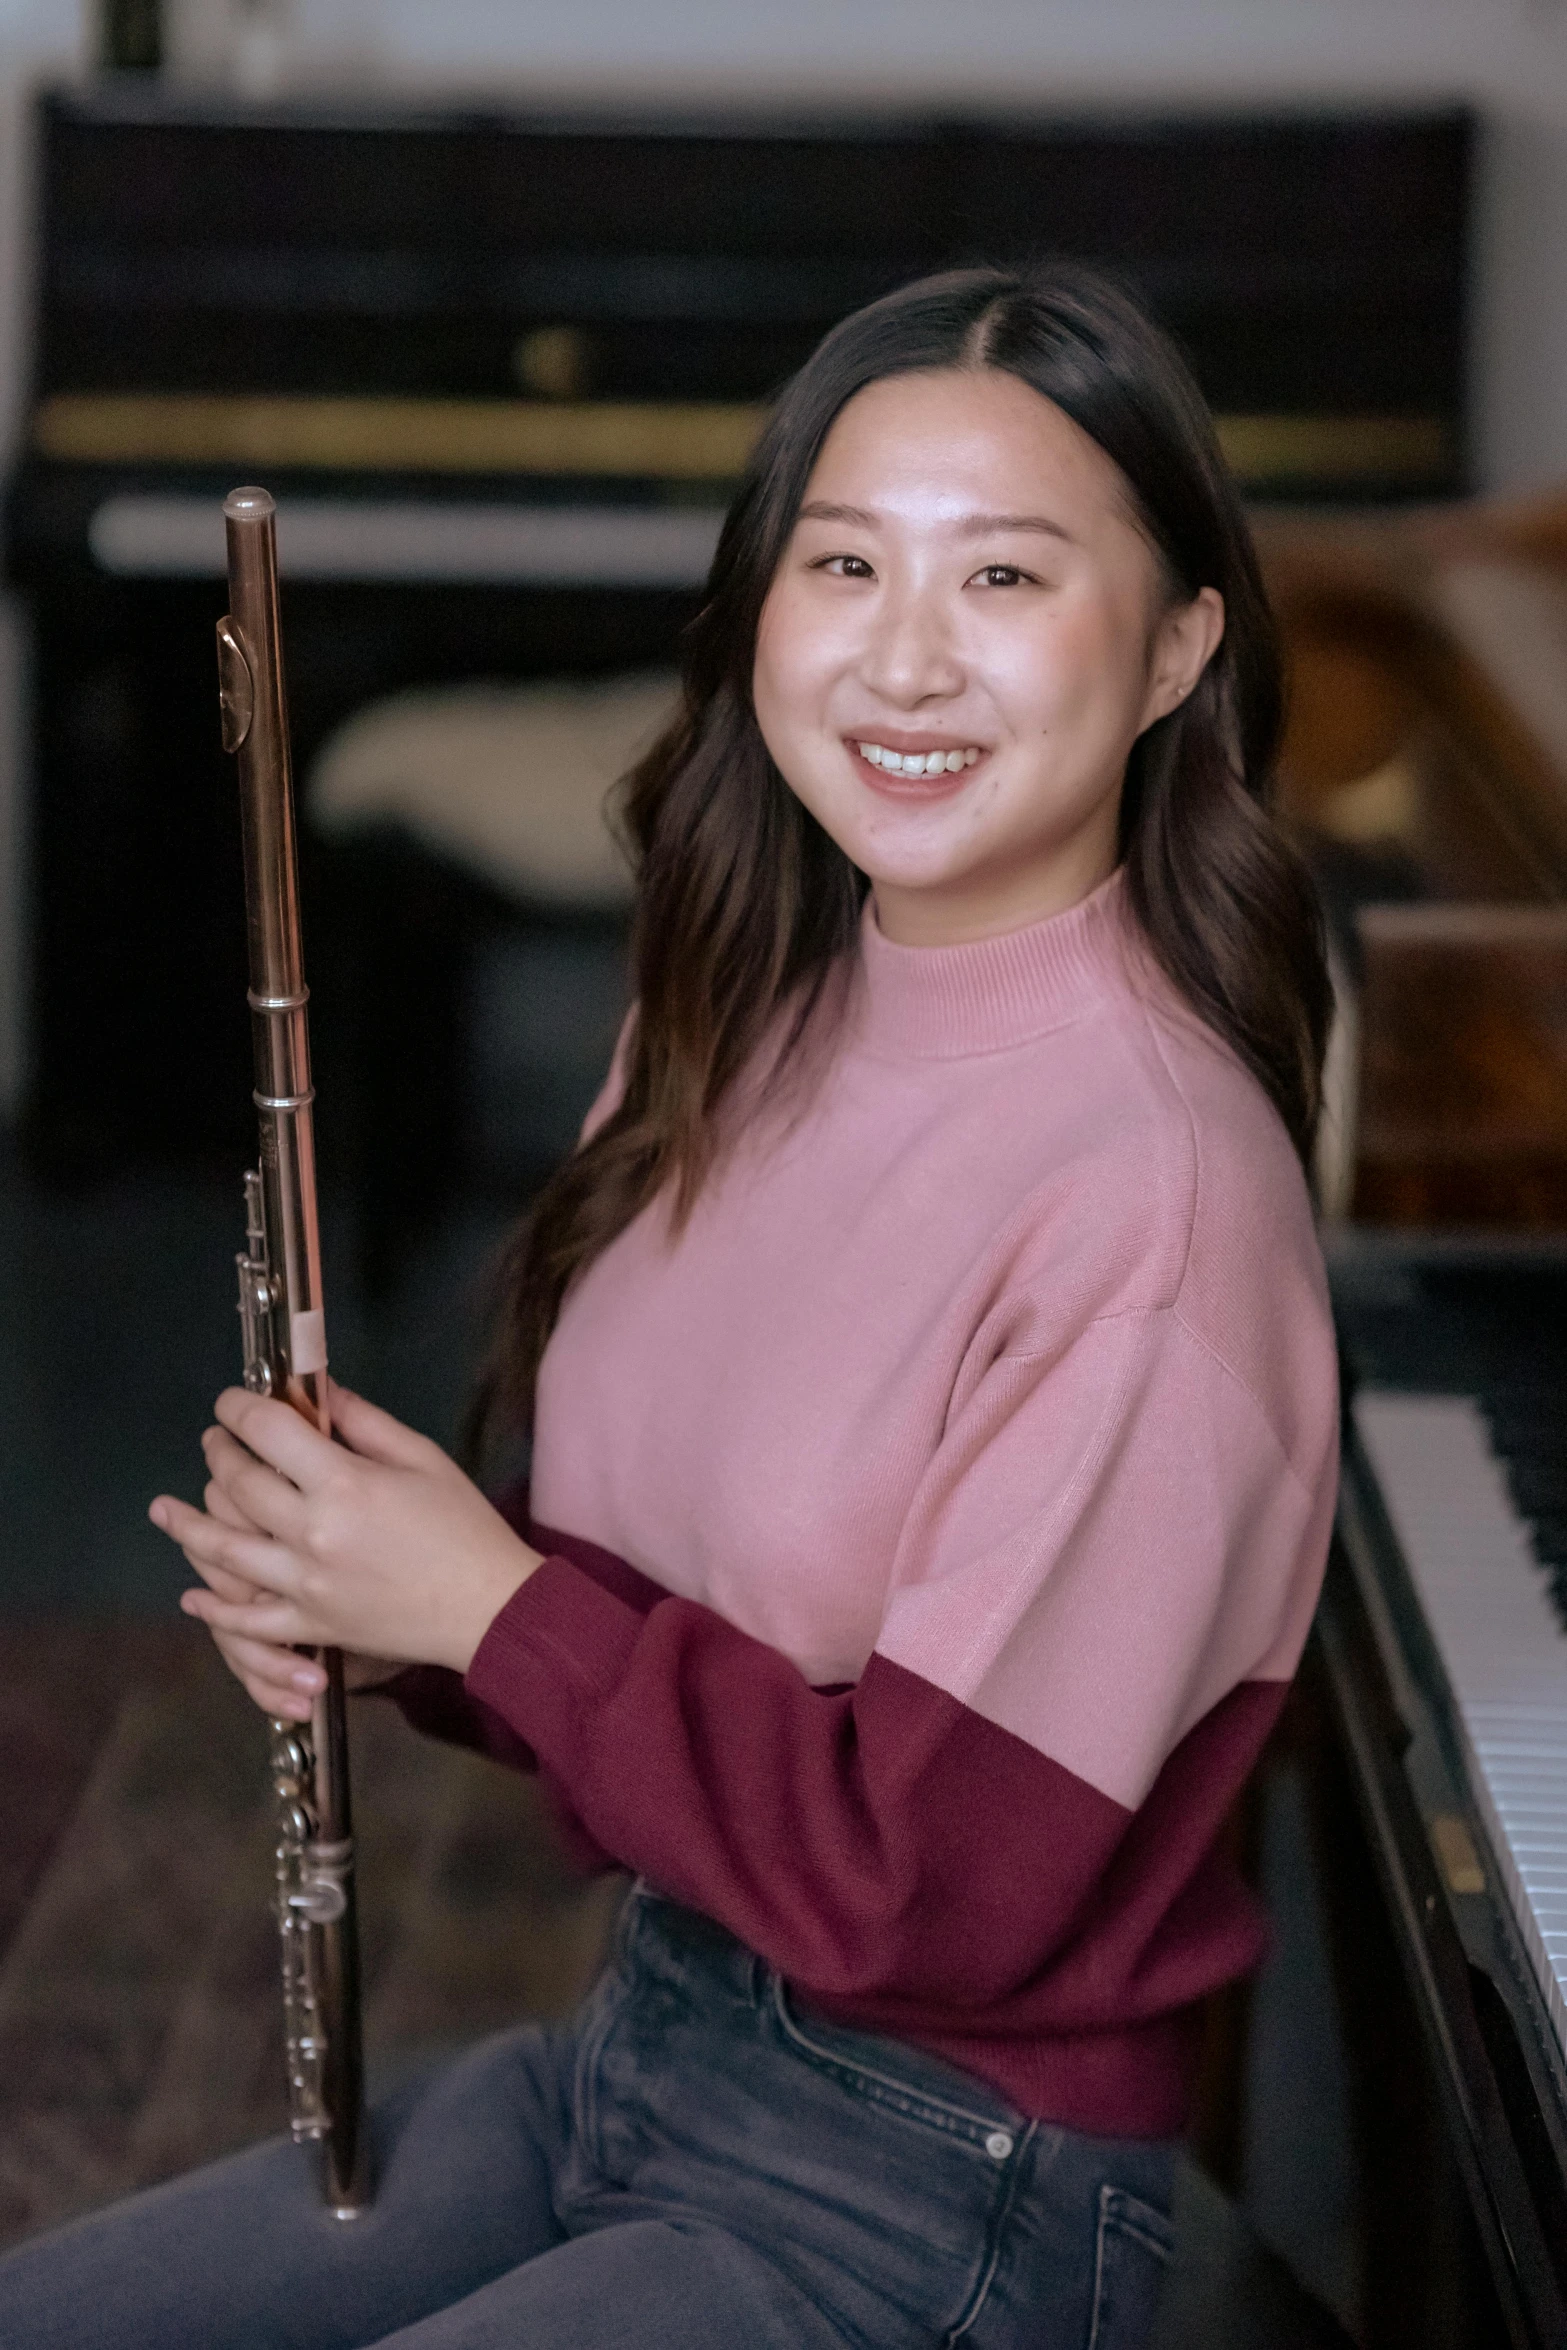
31, 393, 1454, 490
1431, 1812, 1486, 1897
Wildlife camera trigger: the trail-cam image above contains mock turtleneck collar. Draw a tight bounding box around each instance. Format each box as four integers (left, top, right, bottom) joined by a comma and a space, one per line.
852, 866, 1136, 1059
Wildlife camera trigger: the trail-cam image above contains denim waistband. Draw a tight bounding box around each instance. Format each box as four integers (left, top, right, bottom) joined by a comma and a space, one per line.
615, 1883, 1039, 2158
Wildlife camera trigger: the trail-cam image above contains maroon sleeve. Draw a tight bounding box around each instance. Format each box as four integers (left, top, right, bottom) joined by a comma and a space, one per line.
372, 1662, 538, 1772
373, 1481, 662, 1779
462, 1550, 1136, 2013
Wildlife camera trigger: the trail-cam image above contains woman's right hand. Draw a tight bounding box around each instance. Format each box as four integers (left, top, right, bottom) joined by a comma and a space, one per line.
179, 1479, 401, 1720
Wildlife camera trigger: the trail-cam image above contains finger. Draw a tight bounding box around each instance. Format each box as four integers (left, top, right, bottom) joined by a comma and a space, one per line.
202, 1424, 308, 1543
207, 1637, 317, 1723
204, 1478, 265, 1541
194, 1530, 267, 1605
180, 1583, 311, 1647
327, 1380, 444, 1473
204, 1477, 251, 1532
150, 1493, 300, 1598
211, 1627, 325, 1697
165, 1471, 261, 1550
210, 1628, 326, 1717
212, 1386, 337, 1492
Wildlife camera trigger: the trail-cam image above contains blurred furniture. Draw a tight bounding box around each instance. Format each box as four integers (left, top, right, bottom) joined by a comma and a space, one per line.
1259, 496, 1567, 2344
311, 673, 667, 913
1258, 493, 1567, 1226
5, 85, 1471, 1176
308, 672, 670, 1280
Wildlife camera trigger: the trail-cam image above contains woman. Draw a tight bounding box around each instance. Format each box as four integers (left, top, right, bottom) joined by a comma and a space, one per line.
1, 264, 1337, 2348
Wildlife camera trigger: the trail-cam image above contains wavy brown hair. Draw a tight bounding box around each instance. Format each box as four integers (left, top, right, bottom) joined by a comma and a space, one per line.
471, 263, 1330, 1453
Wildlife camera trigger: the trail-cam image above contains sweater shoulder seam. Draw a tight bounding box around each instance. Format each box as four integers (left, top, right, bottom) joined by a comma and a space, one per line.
996, 1300, 1316, 1506
1170, 1307, 1317, 1505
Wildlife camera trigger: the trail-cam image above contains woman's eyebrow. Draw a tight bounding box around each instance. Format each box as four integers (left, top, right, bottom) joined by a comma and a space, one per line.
795, 500, 1075, 544
796, 500, 878, 526
959, 512, 1076, 543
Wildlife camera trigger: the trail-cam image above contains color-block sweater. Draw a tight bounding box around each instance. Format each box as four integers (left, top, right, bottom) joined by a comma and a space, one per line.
392, 867, 1339, 2138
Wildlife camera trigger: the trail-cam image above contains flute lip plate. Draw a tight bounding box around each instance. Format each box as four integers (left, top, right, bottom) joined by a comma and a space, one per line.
225, 484, 275, 520
216, 616, 254, 752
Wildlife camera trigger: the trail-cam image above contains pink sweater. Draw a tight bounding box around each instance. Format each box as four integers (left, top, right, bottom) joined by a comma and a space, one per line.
395, 867, 1339, 2137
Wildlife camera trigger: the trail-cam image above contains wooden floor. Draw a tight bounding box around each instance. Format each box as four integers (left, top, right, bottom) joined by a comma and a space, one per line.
0, 1625, 622, 2252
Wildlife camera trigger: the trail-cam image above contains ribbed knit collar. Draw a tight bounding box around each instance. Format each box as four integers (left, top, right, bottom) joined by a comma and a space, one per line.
852, 866, 1134, 1059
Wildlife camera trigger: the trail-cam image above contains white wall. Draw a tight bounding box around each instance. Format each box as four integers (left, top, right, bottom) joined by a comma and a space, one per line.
0, 0, 1564, 1116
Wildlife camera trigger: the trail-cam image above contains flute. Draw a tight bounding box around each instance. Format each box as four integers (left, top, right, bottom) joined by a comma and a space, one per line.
217, 486, 369, 2216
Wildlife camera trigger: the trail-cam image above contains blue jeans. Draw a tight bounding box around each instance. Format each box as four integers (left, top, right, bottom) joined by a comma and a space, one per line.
0, 1887, 1177, 2348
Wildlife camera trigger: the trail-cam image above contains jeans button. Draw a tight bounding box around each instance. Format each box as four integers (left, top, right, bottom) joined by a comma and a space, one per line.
984, 2130, 1014, 2161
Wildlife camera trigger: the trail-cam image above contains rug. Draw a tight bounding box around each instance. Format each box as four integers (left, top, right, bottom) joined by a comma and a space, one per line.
0, 1626, 623, 2249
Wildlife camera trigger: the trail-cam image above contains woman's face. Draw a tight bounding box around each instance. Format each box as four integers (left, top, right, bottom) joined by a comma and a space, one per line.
753, 367, 1224, 945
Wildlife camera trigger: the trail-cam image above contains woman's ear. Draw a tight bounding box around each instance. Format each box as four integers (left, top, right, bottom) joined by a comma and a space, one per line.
1140, 586, 1225, 731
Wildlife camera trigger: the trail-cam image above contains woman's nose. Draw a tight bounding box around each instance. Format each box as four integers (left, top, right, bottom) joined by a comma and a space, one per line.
856, 585, 965, 706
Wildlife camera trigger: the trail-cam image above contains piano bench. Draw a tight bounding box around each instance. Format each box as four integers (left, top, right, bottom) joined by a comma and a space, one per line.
1154, 2158, 1355, 2350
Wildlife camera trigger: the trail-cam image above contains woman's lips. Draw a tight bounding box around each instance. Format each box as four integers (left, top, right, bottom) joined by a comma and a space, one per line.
847, 737, 987, 795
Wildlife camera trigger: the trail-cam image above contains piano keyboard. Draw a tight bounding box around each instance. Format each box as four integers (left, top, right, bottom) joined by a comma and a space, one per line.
1353, 1390, 1567, 2060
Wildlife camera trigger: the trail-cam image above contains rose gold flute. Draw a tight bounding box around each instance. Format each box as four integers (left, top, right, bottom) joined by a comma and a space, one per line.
217, 486, 369, 2216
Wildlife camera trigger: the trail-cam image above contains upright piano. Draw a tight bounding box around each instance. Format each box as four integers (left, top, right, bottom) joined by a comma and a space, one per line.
5, 86, 1471, 1172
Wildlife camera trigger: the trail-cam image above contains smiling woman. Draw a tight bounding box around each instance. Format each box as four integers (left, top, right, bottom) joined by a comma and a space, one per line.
752, 369, 1224, 946
1, 267, 1338, 2350
490, 263, 1329, 1428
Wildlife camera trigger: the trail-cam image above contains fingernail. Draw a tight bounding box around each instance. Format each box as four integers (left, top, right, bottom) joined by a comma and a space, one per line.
291, 1667, 323, 1693
149, 1500, 167, 1529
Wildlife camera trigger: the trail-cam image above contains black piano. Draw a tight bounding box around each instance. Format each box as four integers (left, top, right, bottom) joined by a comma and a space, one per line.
6, 87, 1471, 1175
1319, 1247, 1567, 2348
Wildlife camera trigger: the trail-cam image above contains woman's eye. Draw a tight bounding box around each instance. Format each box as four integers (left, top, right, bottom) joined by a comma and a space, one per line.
815, 554, 875, 579
970, 564, 1031, 589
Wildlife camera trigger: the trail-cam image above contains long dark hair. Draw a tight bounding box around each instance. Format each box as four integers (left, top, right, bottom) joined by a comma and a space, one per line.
474, 262, 1330, 1448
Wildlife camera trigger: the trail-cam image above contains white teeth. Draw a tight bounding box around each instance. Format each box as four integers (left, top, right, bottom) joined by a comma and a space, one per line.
855, 742, 982, 775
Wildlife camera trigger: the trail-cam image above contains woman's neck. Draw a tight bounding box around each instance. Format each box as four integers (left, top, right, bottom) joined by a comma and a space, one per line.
868, 826, 1121, 948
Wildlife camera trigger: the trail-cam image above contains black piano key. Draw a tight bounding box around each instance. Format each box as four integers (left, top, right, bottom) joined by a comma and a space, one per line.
1335, 1258, 1567, 1634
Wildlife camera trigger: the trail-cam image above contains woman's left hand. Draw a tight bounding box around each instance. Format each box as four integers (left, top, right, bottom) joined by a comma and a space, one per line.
151, 1379, 543, 1676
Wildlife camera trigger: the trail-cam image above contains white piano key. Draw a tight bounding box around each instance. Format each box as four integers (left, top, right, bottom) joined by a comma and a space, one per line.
1354, 1391, 1567, 2056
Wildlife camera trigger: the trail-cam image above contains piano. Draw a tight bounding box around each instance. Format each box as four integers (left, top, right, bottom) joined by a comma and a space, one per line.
4, 86, 1472, 1174
1257, 500, 1567, 2344
1321, 1254, 1567, 2346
